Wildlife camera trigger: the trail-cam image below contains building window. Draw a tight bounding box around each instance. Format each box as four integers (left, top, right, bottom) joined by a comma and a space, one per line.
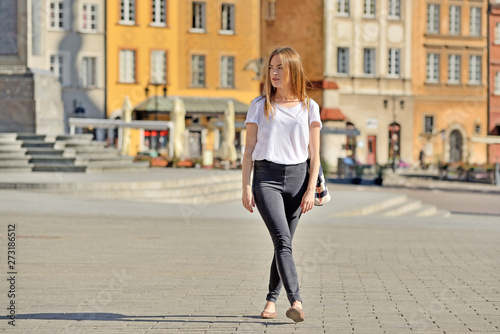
388, 0, 401, 20
220, 56, 234, 88
338, 0, 350, 16
388, 48, 400, 77
49, 1, 65, 29
220, 4, 235, 34
495, 72, 500, 94
449, 5, 461, 35
151, 0, 166, 26
120, 0, 135, 24
448, 55, 460, 84
192, 2, 206, 31
337, 47, 349, 75
363, 0, 375, 17
151, 50, 166, 84
119, 50, 136, 83
470, 7, 481, 37
50, 54, 69, 86
266, 0, 276, 20
469, 55, 481, 85
81, 3, 98, 32
424, 115, 434, 134
80, 56, 97, 87
363, 48, 376, 76
32, 0, 42, 55
191, 55, 206, 87
427, 4, 440, 34
426, 53, 439, 83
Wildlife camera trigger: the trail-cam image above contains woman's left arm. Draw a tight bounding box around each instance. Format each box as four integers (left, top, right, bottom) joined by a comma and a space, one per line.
301, 121, 321, 213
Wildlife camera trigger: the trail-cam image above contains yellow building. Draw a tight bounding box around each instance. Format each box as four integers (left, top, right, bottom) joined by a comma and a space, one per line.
106, 0, 261, 160
412, 0, 488, 165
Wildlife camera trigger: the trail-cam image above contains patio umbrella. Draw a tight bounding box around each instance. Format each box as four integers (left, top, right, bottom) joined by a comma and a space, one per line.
171, 98, 186, 159
220, 100, 237, 162
121, 96, 133, 155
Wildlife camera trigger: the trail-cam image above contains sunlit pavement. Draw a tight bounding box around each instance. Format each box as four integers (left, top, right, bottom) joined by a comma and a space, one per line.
0, 172, 499, 333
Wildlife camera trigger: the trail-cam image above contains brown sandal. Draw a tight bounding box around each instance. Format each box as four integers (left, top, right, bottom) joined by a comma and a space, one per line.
286, 305, 305, 322
261, 310, 277, 319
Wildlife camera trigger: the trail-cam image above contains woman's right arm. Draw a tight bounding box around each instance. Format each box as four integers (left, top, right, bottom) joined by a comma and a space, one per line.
242, 123, 257, 213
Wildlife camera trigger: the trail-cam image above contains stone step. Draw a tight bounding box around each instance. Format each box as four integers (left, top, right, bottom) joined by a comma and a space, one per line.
16, 134, 47, 141
136, 188, 241, 204
68, 147, 119, 154
400, 204, 439, 217
56, 134, 94, 141
74, 151, 122, 159
0, 160, 32, 167
435, 209, 452, 218
0, 133, 17, 139
0, 142, 23, 150
85, 162, 150, 173
29, 156, 76, 164
0, 151, 28, 158
67, 179, 240, 199
32, 164, 87, 173
0, 172, 242, 191
75, 156, 134, 165
61, 140, 106, 148
336, 195, 408, 217
21, 141, 55, 148
0, 133, 18, 143
26, 148, 65, 156
378, 199, 423, 217
0, 165, 34, 173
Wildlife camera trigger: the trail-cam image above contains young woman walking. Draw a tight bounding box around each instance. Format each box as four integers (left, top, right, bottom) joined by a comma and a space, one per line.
241, 46, 322, 323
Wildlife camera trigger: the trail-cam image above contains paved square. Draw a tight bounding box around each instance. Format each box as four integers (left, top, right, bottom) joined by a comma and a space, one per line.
1, 187, 499, 333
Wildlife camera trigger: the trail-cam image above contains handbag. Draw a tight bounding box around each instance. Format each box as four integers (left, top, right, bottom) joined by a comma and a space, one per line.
308, 159, 331, 206
306, 99, 331, 206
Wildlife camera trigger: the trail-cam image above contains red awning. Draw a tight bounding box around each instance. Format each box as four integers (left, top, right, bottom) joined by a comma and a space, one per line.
320, 108, 346, 121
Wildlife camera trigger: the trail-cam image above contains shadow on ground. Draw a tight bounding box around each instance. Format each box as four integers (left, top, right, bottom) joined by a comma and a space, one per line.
2, 313, 290, 326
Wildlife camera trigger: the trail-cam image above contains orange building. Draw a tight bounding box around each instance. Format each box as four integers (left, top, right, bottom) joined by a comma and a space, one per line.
106, 0, 261, 158
487, 2, 500, 163
412, 0, 488, 165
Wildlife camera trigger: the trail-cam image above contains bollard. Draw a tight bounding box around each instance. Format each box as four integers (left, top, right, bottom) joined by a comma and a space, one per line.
496, 163, 500, 187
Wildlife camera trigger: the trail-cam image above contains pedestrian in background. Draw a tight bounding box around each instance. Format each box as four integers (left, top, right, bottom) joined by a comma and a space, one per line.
241, 46, 322, 322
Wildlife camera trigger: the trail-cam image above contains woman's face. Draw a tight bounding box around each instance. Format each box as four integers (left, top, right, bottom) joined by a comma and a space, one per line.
269, 55, 288, 89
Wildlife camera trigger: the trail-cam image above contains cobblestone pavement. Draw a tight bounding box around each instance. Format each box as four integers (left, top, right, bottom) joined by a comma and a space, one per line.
0, 186, 499, 333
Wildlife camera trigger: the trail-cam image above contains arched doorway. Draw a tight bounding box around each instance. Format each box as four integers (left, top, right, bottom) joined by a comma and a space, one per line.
388, 122, 401, 165
346, 122, 357, 159
449, 129, 463, 162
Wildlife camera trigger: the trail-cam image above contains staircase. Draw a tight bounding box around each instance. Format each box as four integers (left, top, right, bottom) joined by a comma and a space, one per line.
12, 171, 242, 204
0, 133, 33, 172
335, 194, 450, 218
0, 133, 149, 173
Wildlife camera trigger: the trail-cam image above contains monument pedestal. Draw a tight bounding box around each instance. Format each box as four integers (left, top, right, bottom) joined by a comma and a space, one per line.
0, 0, 64, 135
0, 70, 64, 135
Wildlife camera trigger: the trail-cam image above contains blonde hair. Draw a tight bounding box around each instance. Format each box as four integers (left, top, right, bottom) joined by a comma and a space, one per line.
262, 47, 310, 119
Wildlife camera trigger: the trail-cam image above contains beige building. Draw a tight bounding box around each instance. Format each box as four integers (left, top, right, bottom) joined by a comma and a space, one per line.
0, 0, 64, 135
29, 0, 106, 134
324, 0, 414, 167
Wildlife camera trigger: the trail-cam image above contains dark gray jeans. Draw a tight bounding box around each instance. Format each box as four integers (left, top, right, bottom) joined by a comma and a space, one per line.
252, 159, 309, 305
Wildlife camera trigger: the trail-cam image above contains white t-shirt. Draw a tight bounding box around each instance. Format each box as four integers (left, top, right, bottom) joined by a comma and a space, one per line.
244, 97, 322, 165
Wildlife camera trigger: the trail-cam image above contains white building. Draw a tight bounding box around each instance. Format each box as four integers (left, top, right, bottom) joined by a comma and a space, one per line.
323, 0, 414, 166
29, 0, 105, 133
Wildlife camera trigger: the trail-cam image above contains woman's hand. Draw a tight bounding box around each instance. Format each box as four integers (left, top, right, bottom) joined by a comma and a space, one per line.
300, 188, 315, 213
242, 186, 255, 213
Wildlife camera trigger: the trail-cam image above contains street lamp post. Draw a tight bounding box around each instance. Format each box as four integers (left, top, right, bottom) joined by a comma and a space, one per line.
144, 83, 168, 121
